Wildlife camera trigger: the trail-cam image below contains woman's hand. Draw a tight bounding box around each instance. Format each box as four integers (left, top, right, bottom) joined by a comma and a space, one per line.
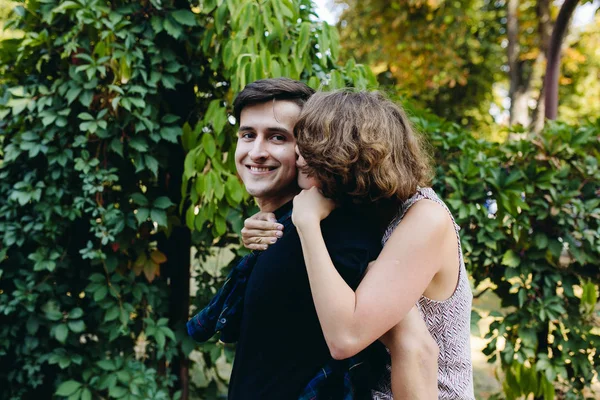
241, 212, 284, 251
292, 187, 336, 230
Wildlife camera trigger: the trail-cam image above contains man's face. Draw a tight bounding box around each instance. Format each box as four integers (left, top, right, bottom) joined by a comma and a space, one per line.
235, 100, 300, 204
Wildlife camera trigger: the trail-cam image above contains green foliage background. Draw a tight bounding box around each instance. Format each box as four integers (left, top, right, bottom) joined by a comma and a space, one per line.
0, 1, 598, 400
0, 0, 373, 399
421, 112, 600, 400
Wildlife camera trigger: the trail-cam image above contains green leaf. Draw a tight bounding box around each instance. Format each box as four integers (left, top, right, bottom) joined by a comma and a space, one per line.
69, 308, 84, 319
128, 97, 145, 108
155, 330, 166, 349
131, 193, 149, 206
79, 90, 94, 108
162, 326, 176, 341
501, 249, 520, 268
202, 133, 216, 157
68, 320, 85, 333
109, 138, 123, 157
144, 155, 159, 177
66, 87, 82, 105
214, 178, 224, 200
97, 359, 117, 371
151, 15, 163, 33
582, 281, 598, 307
153, 196, 174, 209
55, 324, 69, 343
104, 307, 119, 322
184, 150, 197, 179
170, 9, 196, 26
215, 3, 228, 32
129, 136, 148, 152
8, 98, 31, 115
41, 114, 57, 126
26, 317, 39, 334
160, 126, 182, 143
214, 214, 226, 236
77, 112, 94, 121
164, 18, 183, 39
534, 233, 548, 249
93, 286, 108, 302
297, 22, 311, 57
56, 380, 81, 396
151, 209, 168, 227
329, 70, 345, 89
226, 176, 243, 203
135, 207, 150, 224
109, 386, 127, 398
81, 388, 92, 400
8, 86, 25, 97
162, 114, 179, 124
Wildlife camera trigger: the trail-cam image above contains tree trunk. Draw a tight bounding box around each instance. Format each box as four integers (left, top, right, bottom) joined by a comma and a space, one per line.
160, 96, 193, 400
544, 0, 580, 120
507, 0, 530, 127
530, 0, 552, 133
530, 83, 546, 133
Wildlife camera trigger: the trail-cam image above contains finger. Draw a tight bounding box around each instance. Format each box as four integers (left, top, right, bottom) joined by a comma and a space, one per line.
242, 234, 278, 246
250, 236, 278, 245
249, 212, 277, 222
242, 229, 282, 239
247, 243, 269, 251
242, 235, 273, 249
244, 218, 283, 231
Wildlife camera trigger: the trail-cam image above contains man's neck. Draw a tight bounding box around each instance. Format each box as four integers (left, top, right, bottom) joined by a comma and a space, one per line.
257, 191, 299, 213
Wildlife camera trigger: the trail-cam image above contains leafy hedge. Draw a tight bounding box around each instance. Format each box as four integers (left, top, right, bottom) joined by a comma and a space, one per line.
0, 0, 373, 399
418, 111, 600, 399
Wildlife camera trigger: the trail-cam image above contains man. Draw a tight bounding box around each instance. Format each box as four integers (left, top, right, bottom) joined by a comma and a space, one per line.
187, 78, 386, 399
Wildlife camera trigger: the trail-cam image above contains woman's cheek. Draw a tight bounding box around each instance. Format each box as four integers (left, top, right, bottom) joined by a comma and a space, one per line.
298, 171, 319, 190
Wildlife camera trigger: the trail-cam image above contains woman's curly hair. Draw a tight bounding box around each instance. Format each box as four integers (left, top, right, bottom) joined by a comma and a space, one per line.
294, 90, 433, 205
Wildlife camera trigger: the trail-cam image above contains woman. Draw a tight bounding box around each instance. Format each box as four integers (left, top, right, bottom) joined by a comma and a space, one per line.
243, 91, 475, 399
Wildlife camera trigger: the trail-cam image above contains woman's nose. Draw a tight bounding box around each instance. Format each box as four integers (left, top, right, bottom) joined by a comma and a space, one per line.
296, 154, 307, 168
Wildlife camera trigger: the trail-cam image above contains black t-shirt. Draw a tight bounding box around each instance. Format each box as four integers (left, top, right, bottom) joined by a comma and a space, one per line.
228, 201, 383, 400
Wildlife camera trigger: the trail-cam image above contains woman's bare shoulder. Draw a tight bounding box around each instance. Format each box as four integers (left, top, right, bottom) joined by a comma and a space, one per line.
399, 198, 454, 234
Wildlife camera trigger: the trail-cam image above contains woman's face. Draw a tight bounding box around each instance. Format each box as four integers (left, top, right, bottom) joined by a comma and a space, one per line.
295, 145, 320, 190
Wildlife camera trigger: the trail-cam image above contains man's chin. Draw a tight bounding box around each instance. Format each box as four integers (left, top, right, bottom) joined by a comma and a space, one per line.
246, 183, 300, 200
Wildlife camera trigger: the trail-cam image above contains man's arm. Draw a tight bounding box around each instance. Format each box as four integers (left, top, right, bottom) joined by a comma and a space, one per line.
241, 211, 283, 251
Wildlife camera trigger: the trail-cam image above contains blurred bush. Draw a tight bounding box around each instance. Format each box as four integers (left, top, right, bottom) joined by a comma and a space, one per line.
415, 108, 600, 400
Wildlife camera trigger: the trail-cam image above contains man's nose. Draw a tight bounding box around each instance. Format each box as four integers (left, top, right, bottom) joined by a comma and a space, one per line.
248, 138, 269, 160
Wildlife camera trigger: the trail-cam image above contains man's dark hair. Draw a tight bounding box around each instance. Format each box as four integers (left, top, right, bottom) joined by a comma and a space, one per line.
233, 78, 315, 121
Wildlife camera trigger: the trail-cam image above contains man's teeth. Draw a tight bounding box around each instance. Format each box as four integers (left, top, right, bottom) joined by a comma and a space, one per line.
250, 166, 272, 172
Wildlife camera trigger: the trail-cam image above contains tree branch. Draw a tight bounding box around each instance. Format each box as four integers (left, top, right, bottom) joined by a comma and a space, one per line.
544, 0, 580, 120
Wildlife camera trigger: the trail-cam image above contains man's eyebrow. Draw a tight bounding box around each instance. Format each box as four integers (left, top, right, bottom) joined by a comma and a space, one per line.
265, 126, 292, 135
238, 126, 291, 135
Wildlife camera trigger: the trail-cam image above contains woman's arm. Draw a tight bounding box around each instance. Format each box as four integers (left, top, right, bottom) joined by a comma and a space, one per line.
293, 187, 454, 360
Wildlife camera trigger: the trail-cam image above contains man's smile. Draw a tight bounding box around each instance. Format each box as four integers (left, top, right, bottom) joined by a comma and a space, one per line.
246, 165, 278, 174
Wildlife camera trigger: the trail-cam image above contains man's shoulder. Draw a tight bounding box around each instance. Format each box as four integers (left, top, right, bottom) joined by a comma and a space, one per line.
322, 207, 382, 248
